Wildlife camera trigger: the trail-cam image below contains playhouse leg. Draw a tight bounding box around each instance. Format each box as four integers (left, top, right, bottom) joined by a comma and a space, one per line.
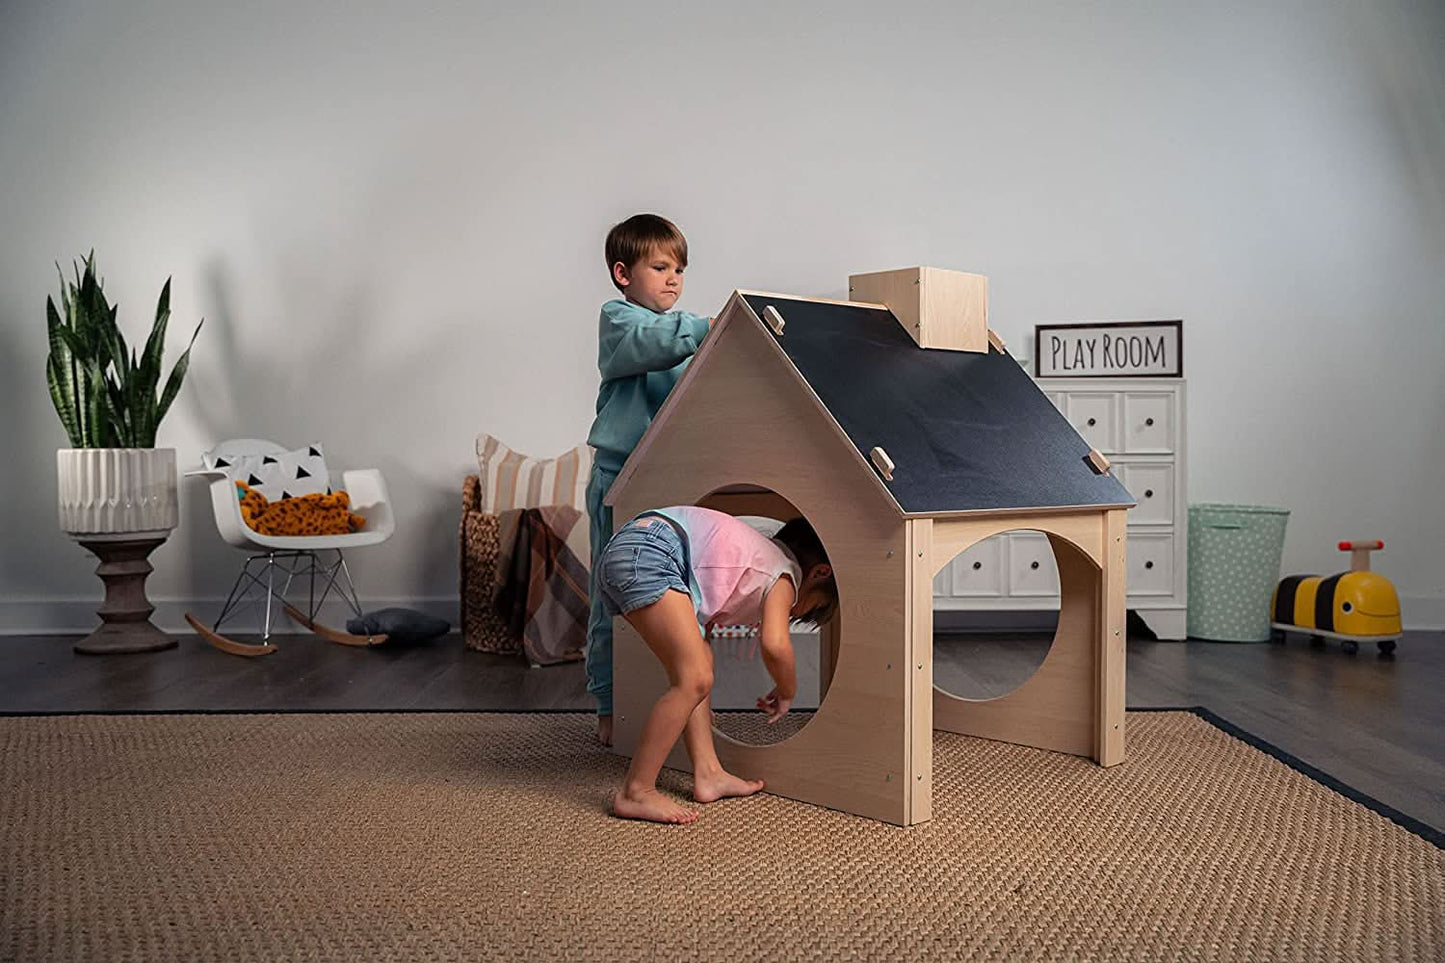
1096, 509, 1127, 766
904, 518, 934, 824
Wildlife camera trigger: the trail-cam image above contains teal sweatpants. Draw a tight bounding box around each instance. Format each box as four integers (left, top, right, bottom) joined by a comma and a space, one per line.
584, 466, 617, 716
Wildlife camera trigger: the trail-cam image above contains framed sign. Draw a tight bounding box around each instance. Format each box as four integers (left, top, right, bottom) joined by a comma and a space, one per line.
1034, 320, 1183, 378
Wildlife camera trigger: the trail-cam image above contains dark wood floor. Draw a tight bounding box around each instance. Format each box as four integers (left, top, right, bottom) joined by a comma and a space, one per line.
3, 629, 1441, 833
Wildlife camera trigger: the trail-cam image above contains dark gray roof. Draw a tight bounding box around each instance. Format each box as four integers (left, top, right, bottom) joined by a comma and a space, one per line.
741, 293, 1135, 515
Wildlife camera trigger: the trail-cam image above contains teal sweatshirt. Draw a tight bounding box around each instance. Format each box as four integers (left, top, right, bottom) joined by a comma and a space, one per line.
587, 298, 710, 475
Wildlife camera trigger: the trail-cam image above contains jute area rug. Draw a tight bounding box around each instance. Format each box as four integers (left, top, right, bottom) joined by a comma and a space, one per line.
2, 710, 1440, 962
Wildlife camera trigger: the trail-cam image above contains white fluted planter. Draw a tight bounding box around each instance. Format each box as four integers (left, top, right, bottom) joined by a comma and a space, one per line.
57, 448, 178, 537
57, 448, 179, 654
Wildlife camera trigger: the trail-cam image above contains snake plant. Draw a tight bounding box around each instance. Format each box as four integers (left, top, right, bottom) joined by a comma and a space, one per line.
45, 253, 203, 448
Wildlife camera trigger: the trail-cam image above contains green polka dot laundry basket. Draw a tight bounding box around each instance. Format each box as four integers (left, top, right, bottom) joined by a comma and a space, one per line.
1186, 504, 1290, 642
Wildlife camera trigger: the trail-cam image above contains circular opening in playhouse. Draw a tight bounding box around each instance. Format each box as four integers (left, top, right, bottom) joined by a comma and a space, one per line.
691, 485, 838, 748
932, 529, 1063, 702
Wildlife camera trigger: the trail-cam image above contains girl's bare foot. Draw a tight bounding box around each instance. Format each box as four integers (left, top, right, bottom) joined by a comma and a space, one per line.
612, 788, 698, 824
693, 769, 765, 803
597, 715, 613, 746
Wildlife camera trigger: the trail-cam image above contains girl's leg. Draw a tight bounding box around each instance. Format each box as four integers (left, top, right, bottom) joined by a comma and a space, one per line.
613, 589, 713, 824
683, 700, 765, 803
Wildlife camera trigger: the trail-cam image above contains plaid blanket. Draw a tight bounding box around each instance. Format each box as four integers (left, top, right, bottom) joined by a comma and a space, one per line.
494, 505, 590, 666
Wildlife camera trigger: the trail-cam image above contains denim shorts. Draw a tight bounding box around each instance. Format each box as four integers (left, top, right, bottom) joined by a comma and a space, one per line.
597, 514, 691, 617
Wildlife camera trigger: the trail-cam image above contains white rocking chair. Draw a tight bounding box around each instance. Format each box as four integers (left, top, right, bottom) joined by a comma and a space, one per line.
183, 438, 396, 657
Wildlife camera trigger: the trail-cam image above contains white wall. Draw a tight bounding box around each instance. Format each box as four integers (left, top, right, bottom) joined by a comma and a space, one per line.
2, 0, 1442, 630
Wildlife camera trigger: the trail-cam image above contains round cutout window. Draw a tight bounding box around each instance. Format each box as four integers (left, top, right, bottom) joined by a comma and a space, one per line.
933, 530, 1061, 701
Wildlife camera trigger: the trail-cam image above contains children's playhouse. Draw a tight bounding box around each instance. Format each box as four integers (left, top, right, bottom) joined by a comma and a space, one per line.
605, 268, 1136, 825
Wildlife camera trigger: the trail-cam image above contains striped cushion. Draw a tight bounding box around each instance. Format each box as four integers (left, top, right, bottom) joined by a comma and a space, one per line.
474, 435, 592, 515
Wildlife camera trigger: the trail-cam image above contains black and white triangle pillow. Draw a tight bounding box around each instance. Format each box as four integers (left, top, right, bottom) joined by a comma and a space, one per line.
203, 443, 332, 501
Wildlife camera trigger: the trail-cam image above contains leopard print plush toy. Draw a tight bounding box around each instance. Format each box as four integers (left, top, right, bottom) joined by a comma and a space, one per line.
236, 482, 365, 537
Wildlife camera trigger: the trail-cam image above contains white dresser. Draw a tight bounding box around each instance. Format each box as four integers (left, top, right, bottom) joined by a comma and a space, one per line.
932, 377, 1188, 640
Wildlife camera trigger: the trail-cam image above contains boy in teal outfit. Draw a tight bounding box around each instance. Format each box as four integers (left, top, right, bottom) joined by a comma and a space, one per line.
587, 214, 711, 745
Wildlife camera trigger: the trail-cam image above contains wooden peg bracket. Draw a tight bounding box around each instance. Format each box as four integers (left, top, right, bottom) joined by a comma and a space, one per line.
870, 446, 895, 481
762, 305, 786, 336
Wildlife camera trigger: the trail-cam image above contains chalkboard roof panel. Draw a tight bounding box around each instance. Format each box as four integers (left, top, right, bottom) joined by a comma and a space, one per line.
737, 292, 1136, 516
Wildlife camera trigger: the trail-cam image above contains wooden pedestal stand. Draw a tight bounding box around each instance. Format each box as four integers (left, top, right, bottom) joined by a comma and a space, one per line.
72, 534, 176, 655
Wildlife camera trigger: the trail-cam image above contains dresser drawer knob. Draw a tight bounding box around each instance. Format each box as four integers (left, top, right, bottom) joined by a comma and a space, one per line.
1086, 417, 1097, 427
1145, 417, 1155, 427
1145, 560, 1155, 570
972, 561, 982, 570
1144, 489, 1154, 498
1030, 561, 1040, 570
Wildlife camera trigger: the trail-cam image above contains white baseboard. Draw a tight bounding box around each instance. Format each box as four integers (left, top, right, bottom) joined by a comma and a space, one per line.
937, 598, 1444, 633
0, 597, 459, 635
3, 595, 1441, 636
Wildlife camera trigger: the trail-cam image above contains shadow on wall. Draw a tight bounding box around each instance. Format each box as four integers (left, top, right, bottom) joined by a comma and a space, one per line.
409, 477, 470, 614
177, 256, 465, 614
0, 307, 79, 599
0, 292, 119, 606
173, 260, 271, 609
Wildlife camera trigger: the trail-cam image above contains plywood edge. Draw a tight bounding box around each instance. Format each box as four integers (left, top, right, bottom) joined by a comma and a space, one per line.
847, 267, 922, 280
734, 288, 892, 311
904, 518, 934, 825
905, 501, 1134, 521
1097, 508, 1128, 766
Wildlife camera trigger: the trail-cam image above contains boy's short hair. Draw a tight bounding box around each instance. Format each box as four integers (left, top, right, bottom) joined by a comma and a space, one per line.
606, 214, 688, 291
773, 517, 839, 628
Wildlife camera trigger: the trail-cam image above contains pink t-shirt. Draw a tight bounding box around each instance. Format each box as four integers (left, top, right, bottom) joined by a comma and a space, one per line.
652, 506, 802, 628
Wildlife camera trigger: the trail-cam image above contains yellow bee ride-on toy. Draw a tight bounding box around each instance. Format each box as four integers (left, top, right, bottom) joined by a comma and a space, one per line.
1270, 540, 1403, 655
